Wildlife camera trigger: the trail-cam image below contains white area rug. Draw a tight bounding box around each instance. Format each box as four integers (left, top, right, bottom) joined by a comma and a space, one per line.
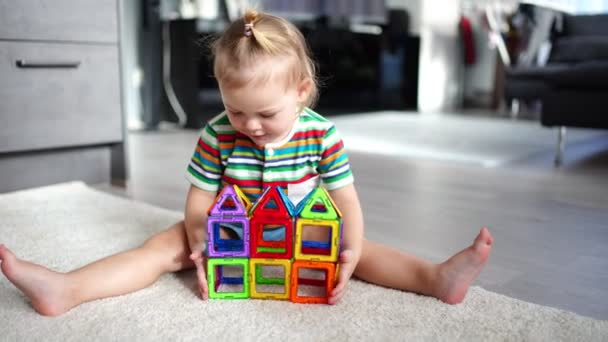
331, 112, 607, 167
1, 182, 607, 341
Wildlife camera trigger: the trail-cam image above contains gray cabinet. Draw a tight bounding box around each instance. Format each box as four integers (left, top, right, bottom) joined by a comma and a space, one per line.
0, 0, 118, 43
0, 0, 126, 192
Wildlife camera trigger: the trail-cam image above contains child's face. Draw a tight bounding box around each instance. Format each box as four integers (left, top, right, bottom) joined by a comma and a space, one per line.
219, 71, 309, 147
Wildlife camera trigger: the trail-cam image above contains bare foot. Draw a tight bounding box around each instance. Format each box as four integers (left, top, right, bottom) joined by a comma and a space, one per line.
435, 228, 493, 304
0, 244, 75, 316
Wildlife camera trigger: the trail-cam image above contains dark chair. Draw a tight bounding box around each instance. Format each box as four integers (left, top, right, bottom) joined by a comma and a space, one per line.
504, 13, 608, 165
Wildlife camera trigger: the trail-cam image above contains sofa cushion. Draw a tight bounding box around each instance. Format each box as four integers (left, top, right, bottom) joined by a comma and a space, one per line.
508, 61, 608, 88
548, 61, 608, 88
550, 36, 608, 63
542, 90, 608, 129
562, 14, 608, 36
505, 64, 570, 80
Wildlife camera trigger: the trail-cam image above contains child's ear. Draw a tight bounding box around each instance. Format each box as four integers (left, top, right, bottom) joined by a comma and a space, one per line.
296, 78, 312, 103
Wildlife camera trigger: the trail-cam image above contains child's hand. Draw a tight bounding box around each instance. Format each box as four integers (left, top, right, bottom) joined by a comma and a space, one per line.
189, 250, 209, 300
328, 249, 357, 304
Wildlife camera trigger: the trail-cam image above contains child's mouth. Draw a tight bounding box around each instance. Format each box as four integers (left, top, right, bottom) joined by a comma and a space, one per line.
250, 135, 269, 144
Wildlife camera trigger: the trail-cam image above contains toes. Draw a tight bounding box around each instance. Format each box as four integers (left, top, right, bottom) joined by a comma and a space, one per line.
475, 228, 493, 247
0, 245, 13, 261
481, 228, 493, 245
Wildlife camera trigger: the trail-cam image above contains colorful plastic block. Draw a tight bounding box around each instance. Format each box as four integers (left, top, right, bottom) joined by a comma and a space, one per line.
294, 218, 340, 262
207, 216, 250, 257
249, 186, 296, 217
295, 187, 342, 220
206, 185, 342, 303
290, 260, 336, 304
249, 258, 291, 300
250, 217, 293, 259
206, 185, 251, 257
207, 184, 251, 217
207, 258, 250, 299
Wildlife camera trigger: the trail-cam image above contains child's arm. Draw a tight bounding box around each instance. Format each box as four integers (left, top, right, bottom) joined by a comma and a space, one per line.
327, 183, 365, 304
184, 185, 217, 299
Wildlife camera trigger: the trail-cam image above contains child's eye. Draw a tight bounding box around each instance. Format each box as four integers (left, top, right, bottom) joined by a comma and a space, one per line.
260, 112, 277, 118
228, 110, 242, 116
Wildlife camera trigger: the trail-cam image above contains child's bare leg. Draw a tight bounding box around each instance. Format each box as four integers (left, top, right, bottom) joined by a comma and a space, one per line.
354, 228, 493, 304
0, 221, 193, 316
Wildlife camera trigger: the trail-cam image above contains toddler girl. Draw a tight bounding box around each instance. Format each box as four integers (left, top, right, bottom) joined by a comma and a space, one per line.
0, 9, 493, 316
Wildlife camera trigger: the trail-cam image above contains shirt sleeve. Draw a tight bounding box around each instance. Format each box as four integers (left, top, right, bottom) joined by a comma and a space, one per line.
185, 124, 223, 192
317, 124, 354, 190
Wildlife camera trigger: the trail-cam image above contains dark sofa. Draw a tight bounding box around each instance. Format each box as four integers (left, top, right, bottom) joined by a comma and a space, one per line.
504, 13, 608, 165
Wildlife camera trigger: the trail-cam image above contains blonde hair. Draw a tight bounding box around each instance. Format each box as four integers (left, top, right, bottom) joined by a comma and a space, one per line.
211, 9, 319, 108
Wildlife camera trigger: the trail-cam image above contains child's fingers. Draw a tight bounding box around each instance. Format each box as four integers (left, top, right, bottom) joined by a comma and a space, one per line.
329, 256, 354, 303
189, 251, 203, 261
328, 287, 345, 304
189, 248, 208, 300
200, 279, 209, 300
340, 249, 352, 263
196, 270, 209, 300
331, 284, 345, 301
331, 269, 349, 297
190, 252, 208, 272
333, 277, 346, 294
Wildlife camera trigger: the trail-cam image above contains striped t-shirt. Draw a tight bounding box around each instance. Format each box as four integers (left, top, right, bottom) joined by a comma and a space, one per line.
185, 107, 354, 204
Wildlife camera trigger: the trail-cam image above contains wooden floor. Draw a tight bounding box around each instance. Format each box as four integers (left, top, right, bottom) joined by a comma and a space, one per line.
107, 122, 608, 320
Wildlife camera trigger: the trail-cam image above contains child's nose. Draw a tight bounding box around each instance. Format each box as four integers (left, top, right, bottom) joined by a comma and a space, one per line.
245, 118, 261, 132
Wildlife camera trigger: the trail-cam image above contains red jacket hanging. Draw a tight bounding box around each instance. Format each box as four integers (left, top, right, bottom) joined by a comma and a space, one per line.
460, 16, 476, 65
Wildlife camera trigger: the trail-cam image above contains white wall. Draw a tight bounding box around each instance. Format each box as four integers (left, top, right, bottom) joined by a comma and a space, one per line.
417, 0, 463, 112
389, 0, 509, 110
387, 0, 467, 112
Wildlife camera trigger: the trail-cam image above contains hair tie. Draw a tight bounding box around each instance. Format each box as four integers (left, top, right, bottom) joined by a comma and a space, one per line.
244, 23, 253, 37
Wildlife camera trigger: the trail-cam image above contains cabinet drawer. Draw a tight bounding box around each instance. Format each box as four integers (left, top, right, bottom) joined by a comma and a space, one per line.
0, 41, 123, 153
0, 146, 112, 193
0, 0, 118, 43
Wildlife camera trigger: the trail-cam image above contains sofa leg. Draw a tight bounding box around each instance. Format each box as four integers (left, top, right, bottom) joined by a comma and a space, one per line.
554, 126, 567, 167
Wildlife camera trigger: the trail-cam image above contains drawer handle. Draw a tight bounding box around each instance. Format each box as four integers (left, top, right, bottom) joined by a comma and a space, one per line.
16, 60, 81, 69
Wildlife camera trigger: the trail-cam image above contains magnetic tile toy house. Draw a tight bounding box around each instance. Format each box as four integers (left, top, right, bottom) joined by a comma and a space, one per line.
206, 185, 342, 303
